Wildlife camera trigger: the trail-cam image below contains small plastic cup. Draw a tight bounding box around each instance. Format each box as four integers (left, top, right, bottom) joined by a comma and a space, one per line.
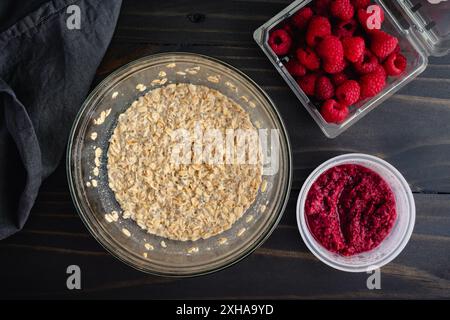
296, 153, 416, 272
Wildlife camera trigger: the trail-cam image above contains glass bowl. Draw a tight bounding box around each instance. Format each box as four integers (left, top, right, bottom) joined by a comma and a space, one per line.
67, 52, 292, 277
254, 0, 430, 138
296, 153, 415, 272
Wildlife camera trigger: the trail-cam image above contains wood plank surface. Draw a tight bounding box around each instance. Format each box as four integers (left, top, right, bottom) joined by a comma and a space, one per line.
0, 0, 449, 299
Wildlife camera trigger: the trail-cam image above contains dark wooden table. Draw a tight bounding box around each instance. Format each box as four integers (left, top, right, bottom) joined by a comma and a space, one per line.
1, 0, 450, 299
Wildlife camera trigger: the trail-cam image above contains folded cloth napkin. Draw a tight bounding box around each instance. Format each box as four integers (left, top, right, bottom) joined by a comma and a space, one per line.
0, 0, 122, 239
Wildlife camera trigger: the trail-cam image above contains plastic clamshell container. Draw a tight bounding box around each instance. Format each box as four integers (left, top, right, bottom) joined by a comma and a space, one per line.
254, 0, 450, 138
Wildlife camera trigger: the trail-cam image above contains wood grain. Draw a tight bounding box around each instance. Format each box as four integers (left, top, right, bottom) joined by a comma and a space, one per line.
1, 0, 450, 299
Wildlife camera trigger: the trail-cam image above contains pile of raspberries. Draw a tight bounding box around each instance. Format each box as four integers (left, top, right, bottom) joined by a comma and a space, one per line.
268, 0, 407, 124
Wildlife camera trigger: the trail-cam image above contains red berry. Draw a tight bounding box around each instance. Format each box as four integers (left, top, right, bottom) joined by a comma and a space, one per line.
291, 7, 314, 30
285, 59, 307, 77
306, 16, 331, 47
317, 35, 344, 63
331, 0, 355, 21
333, 19, 358, 38
282, 22, 295, 36
359, 69, 386, 99
320, 99, 349, 123
314, 0, 332, 15
383, 52, 407, 76
342, 36, 365, 62
336, 80, 361, 105
373, 64, 387, 78
353, 49, 379, 74
332, 72, 348, 86
268, 29, 292, 56
393, 43, 401, 54
323, 58, 347, 74
317, 35, 345, 74
297, 73, 319, 96
296, 48, 320, 71
370, 30, 398, 60
315, 76, 335, 100
351, 0, 371, 9
358, 5, 384, 32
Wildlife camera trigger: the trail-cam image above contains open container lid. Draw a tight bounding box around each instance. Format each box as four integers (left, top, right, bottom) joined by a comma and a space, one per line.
385, 0, 450, 57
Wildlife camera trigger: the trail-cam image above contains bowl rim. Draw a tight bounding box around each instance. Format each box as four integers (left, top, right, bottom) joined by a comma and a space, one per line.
66, 52, 293, 277
296, 153, 416, 273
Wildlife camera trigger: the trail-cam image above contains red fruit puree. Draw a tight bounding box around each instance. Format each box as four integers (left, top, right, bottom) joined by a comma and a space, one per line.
305, 164, 397, 256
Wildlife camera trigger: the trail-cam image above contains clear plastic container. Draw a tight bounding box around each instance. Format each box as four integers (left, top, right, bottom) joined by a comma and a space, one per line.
254, 0, 450, 138
296, 154, 415, 272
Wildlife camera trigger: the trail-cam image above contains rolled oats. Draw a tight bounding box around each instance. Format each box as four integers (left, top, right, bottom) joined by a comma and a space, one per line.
107, 84, 262, 241
187, 246, 199, 254
144, 243, 154, 251
207, 75, 220, 83
93, 109, 111, 125
261, 179, 268, 192
122, 228, 131, 237
136, 83, 147, 92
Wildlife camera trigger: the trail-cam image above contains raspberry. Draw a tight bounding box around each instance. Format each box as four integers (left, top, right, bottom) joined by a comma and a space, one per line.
315, 76, 335, 100
317, 35, 344, 63
306, 16, 331, 47
282, 22, 295, 36
285, 59, 307, 77
342, 36, 365, 62
291, 7, 313, 30
351, 0, 371, 9
332, 72, 348, 86
393, 43, 401, 54
353, 49, 379, 74
336, 80, 361, 105
296, 48, 320, 71
297, 73, 318, 96
323, 58, 347, 74
330, 0, 355, 21
373, 64, 387, 78
268, 29, 292, 56
314, 0, 331, 15
383, 52, 407, 76
370, 30, 398, 59
358, 5, 384, 32
317, 35, 345, 74
320, 99, 349, 123
333, 19, 358, 39
359, 69, 386, 99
